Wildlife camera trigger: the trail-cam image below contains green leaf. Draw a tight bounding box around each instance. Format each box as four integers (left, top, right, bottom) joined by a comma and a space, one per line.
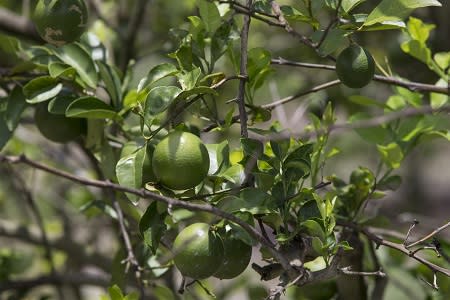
5, 86, 27, 131
66, 97, 118, 119
116, 146, 146, 203
48, 62, 76, 78
144, 86, 182, 116
48, 94, 78, 115
378, 175, 402, 191
377, 143, 404, 169
247, 48, 272, 86
311, 29, 347, 56
139, 202, 167, 254
349, 113, 389, 144
198, 0, 221, 33
241, 137, 264, 159
172, 43, 193, 71
137, 63, 179, 93
177, 86, 218, 100
342, 0, 366, 13
302, 219, 326, 242
283, 144, 313, 181
153, 286, 176, 300
430, 79, 449, 109
280, 5, 319, 29
0, 112, 13, 150
205, 140, 230, 175
177, 67, 201, 90
220, 163, 245, 184
434, 52, 450, 70
348, 95, 387, 109
239, 188, 277, 214
364, 0, 441, 26
51, 43, 98, 88
109, 285, 125, 300
97, 60, 122, 109
23, 76, 62, 104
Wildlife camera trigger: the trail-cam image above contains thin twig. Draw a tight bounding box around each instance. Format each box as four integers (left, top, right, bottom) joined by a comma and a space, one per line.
338, 266, 386, 277
236, 0, 252, 138
0, 154, 297, 278
406, 220, 450, 248
271, 58, 449, 94
262, 80, 341, 110
316, 0, 343, 49
337, 220, 450, 278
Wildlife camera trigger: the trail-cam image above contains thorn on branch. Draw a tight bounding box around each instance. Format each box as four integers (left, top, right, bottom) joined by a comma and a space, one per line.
404, 219, 419, 246
419, 272, 439, 291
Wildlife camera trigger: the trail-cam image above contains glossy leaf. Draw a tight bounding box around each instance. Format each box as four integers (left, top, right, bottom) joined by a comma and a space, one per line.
5, 86, 27, 131
51, 43, 98, 88
311, 29, 347, 56
206, 140, 230, 175
48, 94, 78, 115
23, 76, 62, 104
377, 143, 404, 169
198, 0, 221, 33
139, 202, 167, 254
364, 0, 441, 26
48, 62, 76, 78
116, 146, 146, 203
66, 97, 117, 119
349, 113, 389, 144
137, 63, 178, 93
97, 60, 122, 109
144, 86, 182, 116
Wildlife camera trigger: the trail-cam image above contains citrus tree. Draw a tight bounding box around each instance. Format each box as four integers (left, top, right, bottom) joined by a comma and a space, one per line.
0, 0, 449, 299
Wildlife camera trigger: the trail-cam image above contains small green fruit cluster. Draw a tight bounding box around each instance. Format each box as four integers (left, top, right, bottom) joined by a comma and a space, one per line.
173, 223, 252, 280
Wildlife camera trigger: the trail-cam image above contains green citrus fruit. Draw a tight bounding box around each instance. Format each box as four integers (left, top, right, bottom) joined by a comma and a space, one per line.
34, 104, 85, 143
173, 223, 224, 279
214, 236, 252, 279
336, 45, 375, 88
33, 0, 88, 45
152, 131, 210, 190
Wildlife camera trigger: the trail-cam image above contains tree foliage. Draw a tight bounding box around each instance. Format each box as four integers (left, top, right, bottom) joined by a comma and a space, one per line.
0, 0, 449, 299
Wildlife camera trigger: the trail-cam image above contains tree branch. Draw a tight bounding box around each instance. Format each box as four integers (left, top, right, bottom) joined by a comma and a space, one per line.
236, 0, 252, 138
271, 58, 449, 94
0, 7, 43, 43
338, 221, 450, 278
0, 154, 297, 279
406, 220, 450, 248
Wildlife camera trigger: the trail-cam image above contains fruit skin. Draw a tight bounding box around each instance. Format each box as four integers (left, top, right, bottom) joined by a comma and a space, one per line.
336, 45, 375, 88
173, 223, 224, 279
33, 0, 88, 45
214, 236, 252, 279
152, 131, 210, 190
34, 104, 85, 143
